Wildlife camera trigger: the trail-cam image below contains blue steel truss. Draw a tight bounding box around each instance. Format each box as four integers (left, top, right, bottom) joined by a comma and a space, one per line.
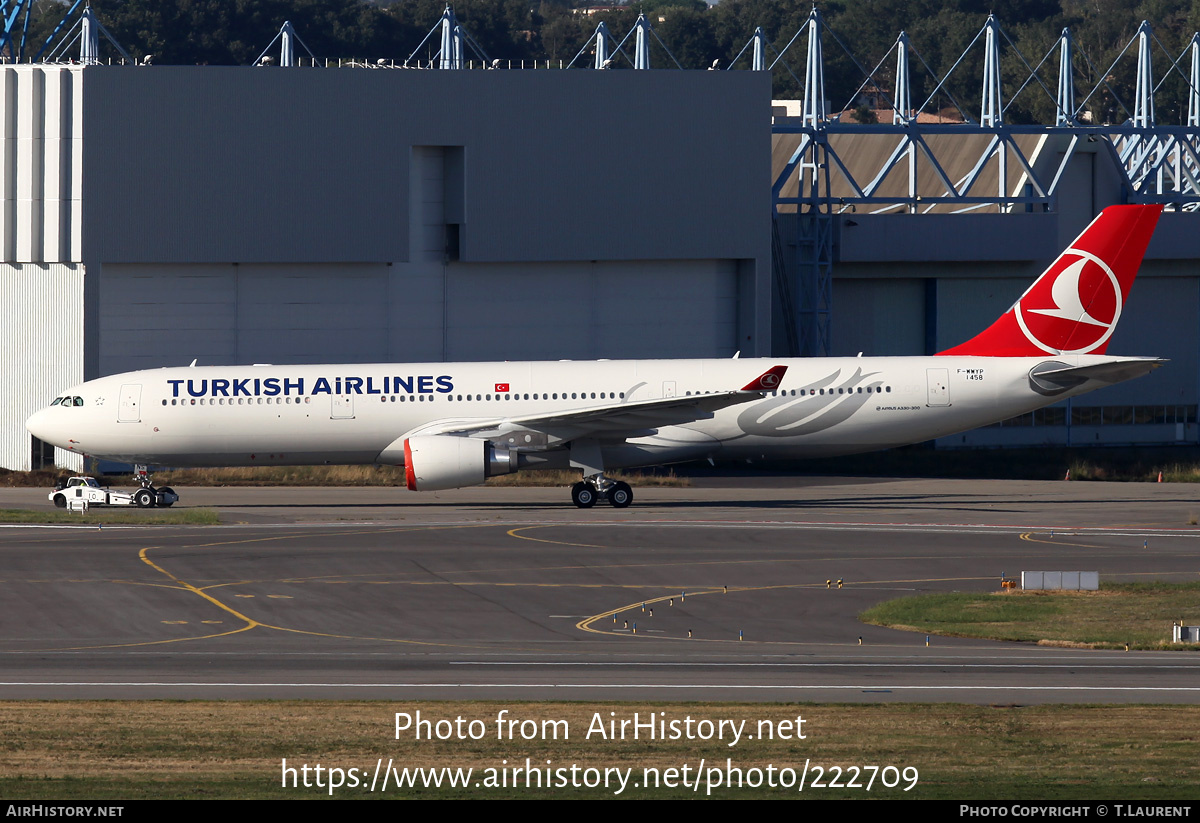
769, 10, 1200, 355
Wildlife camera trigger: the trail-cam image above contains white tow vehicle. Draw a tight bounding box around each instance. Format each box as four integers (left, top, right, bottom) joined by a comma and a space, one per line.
50, 476, 178, 509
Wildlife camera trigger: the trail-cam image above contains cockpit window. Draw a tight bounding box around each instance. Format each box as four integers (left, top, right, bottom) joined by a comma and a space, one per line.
50, 398, 62, 406
72, 397, 83, 406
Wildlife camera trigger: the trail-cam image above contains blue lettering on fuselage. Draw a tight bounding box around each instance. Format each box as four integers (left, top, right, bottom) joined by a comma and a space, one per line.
165, 375, 455, 397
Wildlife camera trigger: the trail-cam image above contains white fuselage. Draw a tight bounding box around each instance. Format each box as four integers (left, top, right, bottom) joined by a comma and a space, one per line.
26, 355, 1145, 470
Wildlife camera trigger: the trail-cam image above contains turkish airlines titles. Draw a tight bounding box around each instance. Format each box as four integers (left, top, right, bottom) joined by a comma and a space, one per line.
166, 375, 456, 399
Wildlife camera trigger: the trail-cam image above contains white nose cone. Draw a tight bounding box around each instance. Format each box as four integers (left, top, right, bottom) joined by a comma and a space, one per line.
26, 408, 60, 447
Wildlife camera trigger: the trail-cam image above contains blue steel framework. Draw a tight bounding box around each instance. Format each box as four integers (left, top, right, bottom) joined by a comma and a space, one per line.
769, 9, 1200, 355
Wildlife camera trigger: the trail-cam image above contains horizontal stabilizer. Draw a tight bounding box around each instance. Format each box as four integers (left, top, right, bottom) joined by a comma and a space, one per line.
1028, 358, 1166, 395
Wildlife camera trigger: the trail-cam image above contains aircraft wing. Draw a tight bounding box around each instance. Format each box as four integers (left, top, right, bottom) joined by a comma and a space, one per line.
429, 365, 788, 442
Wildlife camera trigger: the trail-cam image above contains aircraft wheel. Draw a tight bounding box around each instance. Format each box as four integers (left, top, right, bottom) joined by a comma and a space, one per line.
133, 488, 156, 508
53, 493, 66, 508
571, 482, 597, 509
158, 487, 176, 507
608, 481, 633, 509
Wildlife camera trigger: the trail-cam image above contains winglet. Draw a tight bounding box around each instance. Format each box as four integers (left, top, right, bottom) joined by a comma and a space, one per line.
937, 205, 1162, 357
741, 365, 787, 391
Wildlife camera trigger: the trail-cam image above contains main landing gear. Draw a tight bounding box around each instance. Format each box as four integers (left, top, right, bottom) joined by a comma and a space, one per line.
571, 476, 633, 509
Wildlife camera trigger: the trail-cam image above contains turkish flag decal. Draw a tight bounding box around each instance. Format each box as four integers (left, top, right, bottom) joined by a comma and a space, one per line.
495, 383, 510, 393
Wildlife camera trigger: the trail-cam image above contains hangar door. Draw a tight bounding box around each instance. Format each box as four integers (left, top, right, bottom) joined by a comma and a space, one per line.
98, 259, 745, 372
444, 260, 740, 361
98, 264, 391, 374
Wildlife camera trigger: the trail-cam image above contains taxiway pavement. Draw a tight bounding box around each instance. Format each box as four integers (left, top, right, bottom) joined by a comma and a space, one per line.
1, 478, 1197, 702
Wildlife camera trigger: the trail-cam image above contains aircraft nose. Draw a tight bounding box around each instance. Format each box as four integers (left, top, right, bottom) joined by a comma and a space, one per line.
26, 408, 61, 446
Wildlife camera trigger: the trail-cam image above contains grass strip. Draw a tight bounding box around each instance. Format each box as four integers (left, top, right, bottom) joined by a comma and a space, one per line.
1, 701, 1198, 799
0, 508, 221, 526
860, 582, 1200, 649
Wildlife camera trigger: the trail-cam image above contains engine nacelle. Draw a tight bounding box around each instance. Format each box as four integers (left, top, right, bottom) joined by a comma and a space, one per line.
402, 435, 517, 491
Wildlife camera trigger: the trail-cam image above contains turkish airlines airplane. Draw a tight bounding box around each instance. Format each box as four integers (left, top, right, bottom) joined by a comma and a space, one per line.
26, 205, 1164, 508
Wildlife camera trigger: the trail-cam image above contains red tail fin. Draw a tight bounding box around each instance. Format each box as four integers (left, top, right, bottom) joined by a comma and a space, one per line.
937, 205, 1162, 356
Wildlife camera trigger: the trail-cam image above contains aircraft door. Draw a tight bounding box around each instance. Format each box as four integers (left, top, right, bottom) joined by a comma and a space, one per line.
662, 381, 676, 398
926, 369, 950, 407
118, 384, 142, 422
331, 394, 355, 419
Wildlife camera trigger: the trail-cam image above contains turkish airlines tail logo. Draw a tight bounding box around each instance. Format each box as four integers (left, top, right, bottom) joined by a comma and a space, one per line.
1016, 249, 1121, 354
938, 205, 1162, 357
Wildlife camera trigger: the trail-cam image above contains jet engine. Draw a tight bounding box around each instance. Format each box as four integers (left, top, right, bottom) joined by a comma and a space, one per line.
402, 435, 517, 491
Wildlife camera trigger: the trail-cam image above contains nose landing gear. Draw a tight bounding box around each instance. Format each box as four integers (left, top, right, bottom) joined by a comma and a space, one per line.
133, 464, 178, 508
